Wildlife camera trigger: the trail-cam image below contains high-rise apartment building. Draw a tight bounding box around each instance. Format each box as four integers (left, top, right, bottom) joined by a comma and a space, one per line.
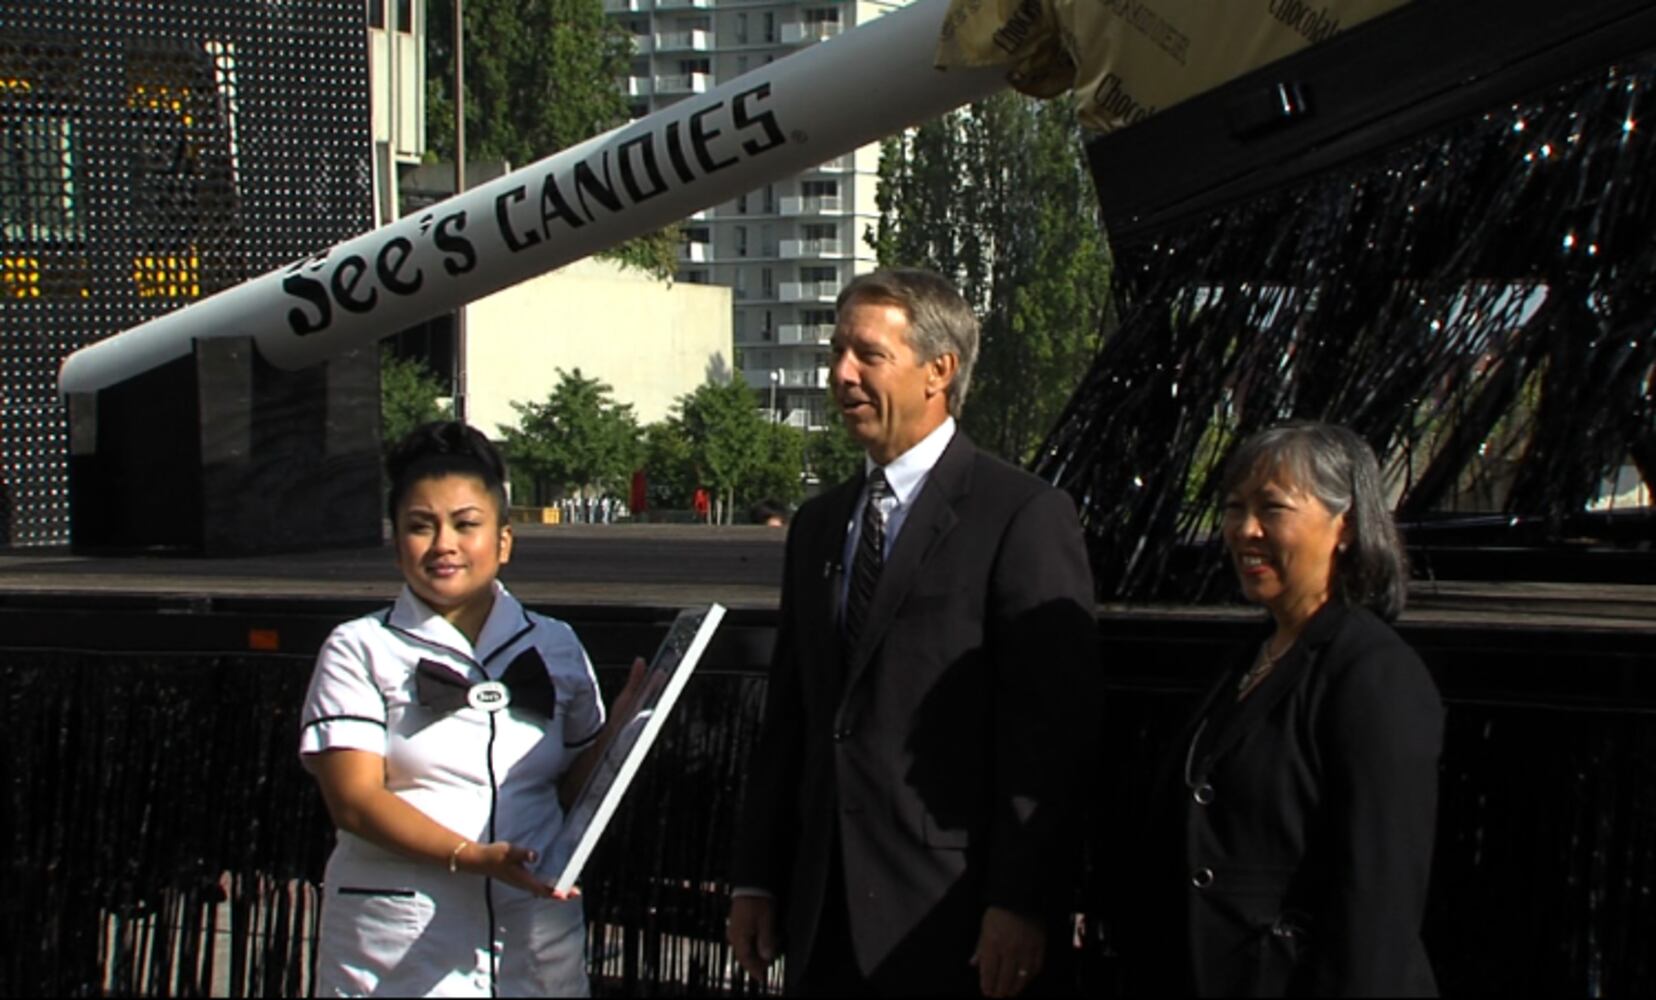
606, 0, 903, 429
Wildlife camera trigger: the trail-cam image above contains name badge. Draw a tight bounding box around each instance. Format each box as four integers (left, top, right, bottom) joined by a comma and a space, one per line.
468, 680, 510, 713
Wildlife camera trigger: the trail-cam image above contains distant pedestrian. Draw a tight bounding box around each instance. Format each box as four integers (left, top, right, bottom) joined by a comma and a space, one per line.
749, 499, 789, 527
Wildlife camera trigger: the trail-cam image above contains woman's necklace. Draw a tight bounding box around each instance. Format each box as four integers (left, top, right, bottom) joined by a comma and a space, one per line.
1236, 636, 1291, 697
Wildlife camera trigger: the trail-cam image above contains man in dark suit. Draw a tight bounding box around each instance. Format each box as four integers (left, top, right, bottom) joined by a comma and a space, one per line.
726, 269, 1098, 997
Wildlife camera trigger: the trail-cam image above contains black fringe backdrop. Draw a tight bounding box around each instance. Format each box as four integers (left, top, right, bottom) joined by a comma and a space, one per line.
3, 624, 1654, 996
1037, 52, 1656, 601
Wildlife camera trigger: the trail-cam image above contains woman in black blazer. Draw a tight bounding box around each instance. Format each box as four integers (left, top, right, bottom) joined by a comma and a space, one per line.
1135, 421, 1444, 997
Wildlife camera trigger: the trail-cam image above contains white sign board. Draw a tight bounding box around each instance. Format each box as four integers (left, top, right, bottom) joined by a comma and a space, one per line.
551, 603, 727, 895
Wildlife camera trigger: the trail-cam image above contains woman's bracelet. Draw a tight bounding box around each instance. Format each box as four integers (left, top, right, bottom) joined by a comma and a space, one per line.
448, 840, 471, 874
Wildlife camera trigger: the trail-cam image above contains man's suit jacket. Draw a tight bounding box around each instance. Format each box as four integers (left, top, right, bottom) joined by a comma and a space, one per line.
1134, 601, 1443, 997
732, 430, 1099, 993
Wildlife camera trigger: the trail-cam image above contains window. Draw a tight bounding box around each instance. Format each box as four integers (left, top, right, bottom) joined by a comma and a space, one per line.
1, 113, 83, 245
803, 395, 827, 427
735, 191, 747, 214
763, 12, 776, 42
802, 308, 835, 326
802, 180, 839, 198
760, 223, 775, 256
800, 265, 836, 283
803, 223, 836, 241
736, 55, 749, 76
734, 225, 748, 257
761, 268, 774, 297
762, 184, 776, 213
367, 0, 413, 31
805, 7, 841, 24
734, 13, 748, 44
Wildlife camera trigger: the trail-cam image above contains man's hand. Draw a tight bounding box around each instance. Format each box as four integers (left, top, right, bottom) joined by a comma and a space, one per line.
726, 894, 779, 982
970, 906, 1046, 997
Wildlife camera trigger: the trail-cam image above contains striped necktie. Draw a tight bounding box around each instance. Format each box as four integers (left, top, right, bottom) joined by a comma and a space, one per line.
844, 469, 889, 646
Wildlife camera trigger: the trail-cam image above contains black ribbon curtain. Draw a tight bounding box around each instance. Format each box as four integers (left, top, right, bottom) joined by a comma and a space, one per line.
1037, 53, 1656, 600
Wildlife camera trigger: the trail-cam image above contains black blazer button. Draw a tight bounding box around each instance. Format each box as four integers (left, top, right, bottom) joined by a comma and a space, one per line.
1193, 783, 1214, 805
1191, 867, 1215, 889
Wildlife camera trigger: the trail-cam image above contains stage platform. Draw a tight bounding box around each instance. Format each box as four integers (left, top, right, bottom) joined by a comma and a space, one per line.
0, 523, 790, 611
1, 522, 1649, 711
0, 522, 1651, 628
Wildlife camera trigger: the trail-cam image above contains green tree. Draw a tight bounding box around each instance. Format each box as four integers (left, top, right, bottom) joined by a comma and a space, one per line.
499, 368, 641, 505
425, 0, 678, 278
381, 350, 451, 453
639, 419, 696, 510
805, 414, 866, 486
677, 378, 767, 523
750, 422, 808, 508
874, 94, 1111, 463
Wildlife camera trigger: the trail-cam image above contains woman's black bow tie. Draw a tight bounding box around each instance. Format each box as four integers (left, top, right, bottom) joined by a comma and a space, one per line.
414, 650, 559, 720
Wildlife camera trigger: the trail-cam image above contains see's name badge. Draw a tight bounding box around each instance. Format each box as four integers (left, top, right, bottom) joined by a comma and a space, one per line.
468, 680, 510, 713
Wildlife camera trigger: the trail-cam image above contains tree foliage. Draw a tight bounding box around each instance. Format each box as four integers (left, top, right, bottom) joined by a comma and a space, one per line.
640, 379, 809, 522
874, 94, 1111, 463
425, 0, 678, 278
498, 368, 641, 505
750, 422, 808, 509
805, 414, 866, 487
380, 349, 451, 454
639, 418, 696, 510
675, 378, 769, 523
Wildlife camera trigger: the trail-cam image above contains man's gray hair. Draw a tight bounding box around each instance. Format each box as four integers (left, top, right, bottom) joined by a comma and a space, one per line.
836, 268, 979, 418
1220, 421, 1411, 621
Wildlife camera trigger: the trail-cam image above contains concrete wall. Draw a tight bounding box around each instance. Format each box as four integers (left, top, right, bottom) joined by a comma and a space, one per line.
463, 257, 734, 434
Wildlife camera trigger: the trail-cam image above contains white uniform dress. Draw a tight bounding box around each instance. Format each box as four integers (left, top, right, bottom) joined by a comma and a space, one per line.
299, 582, 604, 997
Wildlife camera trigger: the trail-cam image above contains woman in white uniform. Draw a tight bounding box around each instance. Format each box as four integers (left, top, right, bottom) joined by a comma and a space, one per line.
300, 421, 639, 997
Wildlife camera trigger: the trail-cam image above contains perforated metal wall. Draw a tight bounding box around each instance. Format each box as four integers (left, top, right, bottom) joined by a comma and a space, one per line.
0, 0, 372, 545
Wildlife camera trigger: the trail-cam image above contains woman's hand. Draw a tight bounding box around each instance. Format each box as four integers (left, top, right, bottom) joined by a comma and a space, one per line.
307, 749, 579, 898
560, 656, 650, 807
455, 841, 578, 899
608, 655, 652, 728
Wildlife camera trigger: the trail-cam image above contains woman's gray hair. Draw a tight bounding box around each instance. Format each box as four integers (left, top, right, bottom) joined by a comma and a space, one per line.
1220, 421, 1410, 620
836, 268, 979, 417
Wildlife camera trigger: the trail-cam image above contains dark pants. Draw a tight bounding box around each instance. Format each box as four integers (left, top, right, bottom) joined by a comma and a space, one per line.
794, 829, 1077, 998
795, 830, 870, 996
